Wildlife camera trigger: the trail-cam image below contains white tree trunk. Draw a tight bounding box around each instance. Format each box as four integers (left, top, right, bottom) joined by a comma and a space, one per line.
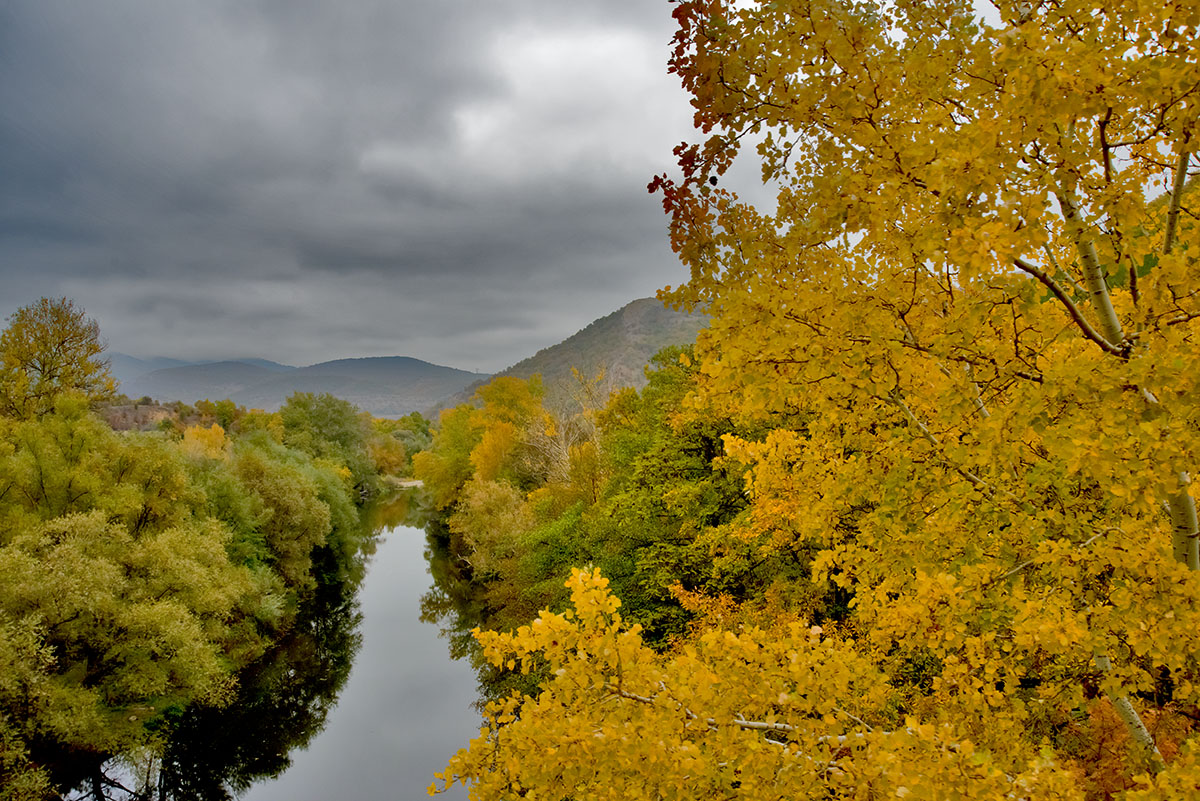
1093, 649, 1167, 771
1167, 473, 1200, 569
1057, 189, 1124, 347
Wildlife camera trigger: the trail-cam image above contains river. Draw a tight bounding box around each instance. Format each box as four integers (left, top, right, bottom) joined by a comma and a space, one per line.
240, 524, 480, 801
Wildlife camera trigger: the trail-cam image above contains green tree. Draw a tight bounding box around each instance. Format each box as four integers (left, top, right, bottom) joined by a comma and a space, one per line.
0, 402, 260, 792
419, 352, 759, 689
233, 442, 333, 592
278, 392, 376, 493
413, 405, 480, 510
0, 392, 374, 795
0, 298, 115, 418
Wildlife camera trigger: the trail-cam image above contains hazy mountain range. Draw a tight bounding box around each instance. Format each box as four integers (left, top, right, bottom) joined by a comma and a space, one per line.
113, 298, 705, 417
116, 356, 486, 418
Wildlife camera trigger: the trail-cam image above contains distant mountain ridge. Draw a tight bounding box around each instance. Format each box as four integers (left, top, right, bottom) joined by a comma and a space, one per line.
112, 297, 704, 418
108, 354, 196, 387
110, 355, 294, 389
127, 361, 282, 405
116, 355, 485, 418
440, 297, 707, 412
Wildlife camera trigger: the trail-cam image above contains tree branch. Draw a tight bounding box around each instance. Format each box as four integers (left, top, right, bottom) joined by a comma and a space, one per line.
1099, 107, 1114, 185
982, 527, 1119, 588
606, 684, 888, 751
1166, 472, 1200, 570
886, 391, 1021, 502
1012, 257, 1125, 356
1093, 648, 1166, 772
1140, 390, 1199, 570
607, 684, 794, 733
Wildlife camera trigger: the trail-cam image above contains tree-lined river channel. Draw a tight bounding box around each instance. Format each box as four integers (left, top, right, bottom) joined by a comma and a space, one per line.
241, 522, 479, 801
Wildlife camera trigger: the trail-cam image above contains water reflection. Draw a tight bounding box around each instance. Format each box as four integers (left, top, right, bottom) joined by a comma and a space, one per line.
66, 490, 479, 801
419, 514, 479, 663
157, 573, 363, 799
239, 494, 478, 801
419, 512, 545, 708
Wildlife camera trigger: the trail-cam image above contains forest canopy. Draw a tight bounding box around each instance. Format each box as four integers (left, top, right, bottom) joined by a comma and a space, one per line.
0, 298, 398, 799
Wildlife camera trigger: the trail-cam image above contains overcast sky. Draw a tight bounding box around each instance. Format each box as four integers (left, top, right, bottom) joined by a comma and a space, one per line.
0, 0, 698, 372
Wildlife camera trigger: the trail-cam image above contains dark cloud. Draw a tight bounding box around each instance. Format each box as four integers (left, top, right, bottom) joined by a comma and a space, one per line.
1, 0, 695, 371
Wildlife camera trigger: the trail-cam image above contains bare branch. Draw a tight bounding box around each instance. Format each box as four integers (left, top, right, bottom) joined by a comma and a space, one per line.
982, 527, 1119, 588
607, 684, 794, 733
1099, 107, 1114, 184
607, 685, 883, 746
886, 391, 1021, 502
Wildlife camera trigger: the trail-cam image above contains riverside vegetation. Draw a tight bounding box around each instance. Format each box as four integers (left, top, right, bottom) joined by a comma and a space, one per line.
5, 1, 1199, 797
0, 298, 423, 799
423, 2, 1200, 799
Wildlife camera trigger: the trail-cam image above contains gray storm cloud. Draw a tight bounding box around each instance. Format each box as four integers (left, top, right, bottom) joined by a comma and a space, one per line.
0, 0, 695, 371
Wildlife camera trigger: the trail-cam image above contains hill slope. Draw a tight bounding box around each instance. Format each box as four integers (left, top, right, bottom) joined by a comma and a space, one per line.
442, 297, 707, 412
126, 361, 279, 405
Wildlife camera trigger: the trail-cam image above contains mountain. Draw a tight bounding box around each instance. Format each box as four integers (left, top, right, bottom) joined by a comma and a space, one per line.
108, 354, 194, 388
227, 358, 295, 373
125, 361, 280, 404
111, 298, 701, 417
112, 355, 295, 393
441, 297, 707, 412
121, 355, 484, 417
228, 357, 486, 417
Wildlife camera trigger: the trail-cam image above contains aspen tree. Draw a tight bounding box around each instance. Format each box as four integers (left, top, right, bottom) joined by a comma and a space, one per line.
437, 1, 1200, 797
649, 0, 1199, 776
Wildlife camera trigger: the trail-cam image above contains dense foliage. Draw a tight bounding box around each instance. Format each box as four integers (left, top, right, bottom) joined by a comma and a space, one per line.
0, 298, 115, 419
0, 300, 399, 799
417, 353, 826, 699
432, 2, 1200, 799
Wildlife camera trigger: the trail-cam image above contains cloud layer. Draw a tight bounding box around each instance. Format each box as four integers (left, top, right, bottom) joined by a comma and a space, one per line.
0, 0, 695, 371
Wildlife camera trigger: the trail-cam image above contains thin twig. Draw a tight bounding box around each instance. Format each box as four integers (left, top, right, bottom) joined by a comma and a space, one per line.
887, 392, 1022, 502
983, 527, 1121, 588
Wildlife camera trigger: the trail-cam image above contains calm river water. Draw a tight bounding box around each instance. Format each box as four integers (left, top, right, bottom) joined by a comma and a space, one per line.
241, 524, 480, 801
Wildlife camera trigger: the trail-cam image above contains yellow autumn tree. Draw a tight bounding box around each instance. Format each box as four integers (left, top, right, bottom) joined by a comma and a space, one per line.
437, 1, 1200, 797
654, 0, 1199, 772
181, 423, 229, 460
437, 569, 1096, 800
0, 298, 115, 418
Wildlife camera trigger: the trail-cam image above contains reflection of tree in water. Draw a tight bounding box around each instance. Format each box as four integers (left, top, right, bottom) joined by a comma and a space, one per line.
61, 575, 361, 801
154, 572, 362, 800
64, 492, 431, 801
420, 514, 481, 659
419, 512, 542, 707
363, 488, 427, 533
